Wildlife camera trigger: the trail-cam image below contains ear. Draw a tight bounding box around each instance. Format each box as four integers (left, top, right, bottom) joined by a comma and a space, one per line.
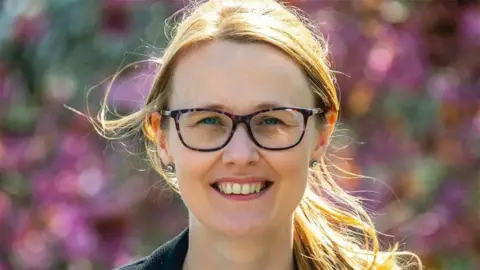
311, 110, 338, 159
150, 112, 173, 165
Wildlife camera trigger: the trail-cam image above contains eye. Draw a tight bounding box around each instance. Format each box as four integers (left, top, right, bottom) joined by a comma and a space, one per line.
199, 117, 221, 125
262, 117, 281, 125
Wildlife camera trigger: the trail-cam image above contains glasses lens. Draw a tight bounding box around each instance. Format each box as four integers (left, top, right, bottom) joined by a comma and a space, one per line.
178, 110, 232, 150
250, 109, 304, 149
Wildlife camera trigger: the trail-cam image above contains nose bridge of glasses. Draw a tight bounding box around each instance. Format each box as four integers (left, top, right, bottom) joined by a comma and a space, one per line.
230, 114, 250, 126
229, 114, 248, 132
228, 114, 256, 144
231, 114, 260, 142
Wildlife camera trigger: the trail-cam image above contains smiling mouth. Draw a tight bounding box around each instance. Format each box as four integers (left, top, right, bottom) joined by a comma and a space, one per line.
210, 181, 273, 195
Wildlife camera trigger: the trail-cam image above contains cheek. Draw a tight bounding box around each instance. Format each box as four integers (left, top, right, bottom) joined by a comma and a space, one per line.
264, 148, 309, 221
265, 139, 311, 189
267, 126, 318, 193
176, 152, 214, 183
167, 130, 216, 185
272, 125, 317, 169
168, 137, 218, 211
269, 147, 310, 184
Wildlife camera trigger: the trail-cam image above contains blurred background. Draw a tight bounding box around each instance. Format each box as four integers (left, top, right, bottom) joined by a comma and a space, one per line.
0, 0, 479, 269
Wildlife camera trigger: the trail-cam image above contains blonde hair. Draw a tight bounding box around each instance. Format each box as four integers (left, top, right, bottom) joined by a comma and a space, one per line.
88, 0, 423, 269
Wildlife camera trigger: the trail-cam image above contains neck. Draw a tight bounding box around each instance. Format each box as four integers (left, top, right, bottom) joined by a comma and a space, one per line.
183, 216, 296, 270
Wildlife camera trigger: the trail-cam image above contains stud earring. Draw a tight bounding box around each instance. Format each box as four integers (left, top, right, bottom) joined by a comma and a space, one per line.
309, 159, 319, 168
166, 164, 175, 173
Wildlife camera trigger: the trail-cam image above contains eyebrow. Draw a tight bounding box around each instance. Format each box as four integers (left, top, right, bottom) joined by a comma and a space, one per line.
199, 102, 285, 111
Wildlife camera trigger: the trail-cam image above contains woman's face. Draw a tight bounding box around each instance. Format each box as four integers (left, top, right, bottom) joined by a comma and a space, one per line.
156, 41, 328, 237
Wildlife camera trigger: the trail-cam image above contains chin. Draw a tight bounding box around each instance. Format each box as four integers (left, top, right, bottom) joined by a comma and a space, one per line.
208, 214, 276, 238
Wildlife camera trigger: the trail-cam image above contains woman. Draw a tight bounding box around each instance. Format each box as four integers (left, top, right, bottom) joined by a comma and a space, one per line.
91, 0, 423, 269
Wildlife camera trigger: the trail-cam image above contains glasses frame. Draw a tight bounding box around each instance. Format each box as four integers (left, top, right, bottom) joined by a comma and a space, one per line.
160, 107, 326, 152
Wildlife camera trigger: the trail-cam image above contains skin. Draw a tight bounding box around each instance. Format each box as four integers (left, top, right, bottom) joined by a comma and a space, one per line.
150, 41, 337, 270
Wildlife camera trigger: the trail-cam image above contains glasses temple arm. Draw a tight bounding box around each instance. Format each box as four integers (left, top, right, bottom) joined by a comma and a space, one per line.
160, 110, 172, 116
312, 108, 324, 114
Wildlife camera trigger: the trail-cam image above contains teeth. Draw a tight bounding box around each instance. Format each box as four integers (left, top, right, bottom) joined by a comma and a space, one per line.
225, 183, 232, 194
217, 182, 265, 195
233, 183, 241, 194
241, 184, 250, 194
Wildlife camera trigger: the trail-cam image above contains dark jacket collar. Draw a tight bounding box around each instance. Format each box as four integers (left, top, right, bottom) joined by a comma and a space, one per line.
117, 228, 189, 270
117, 227, 299, 270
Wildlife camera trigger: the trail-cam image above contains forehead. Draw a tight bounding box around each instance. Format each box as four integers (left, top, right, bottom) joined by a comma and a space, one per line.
170, 41, 314, 112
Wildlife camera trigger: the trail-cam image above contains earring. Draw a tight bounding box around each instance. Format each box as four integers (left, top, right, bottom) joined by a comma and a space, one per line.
166, 164, 175, 173
309, 159, 319, 168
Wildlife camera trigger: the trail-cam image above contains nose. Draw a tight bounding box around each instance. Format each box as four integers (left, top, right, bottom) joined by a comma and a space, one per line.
222, 124, 259, 166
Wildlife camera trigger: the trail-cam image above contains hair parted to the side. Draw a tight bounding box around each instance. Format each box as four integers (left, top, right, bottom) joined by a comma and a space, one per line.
87, 0, 423, 269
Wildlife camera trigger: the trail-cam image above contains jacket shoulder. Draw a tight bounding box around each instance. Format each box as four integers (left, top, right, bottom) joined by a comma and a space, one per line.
115, 257, 147, 270
114, 228, 189, 270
